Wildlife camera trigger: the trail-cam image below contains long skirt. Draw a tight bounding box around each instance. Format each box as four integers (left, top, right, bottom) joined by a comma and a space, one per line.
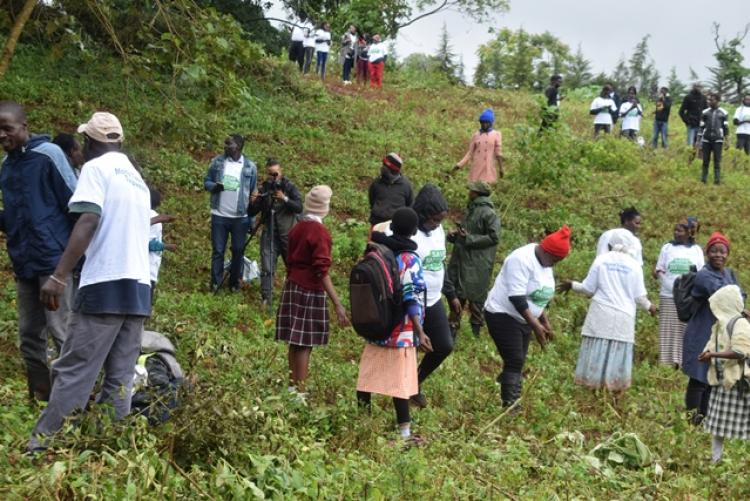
357, 344, 418, 399
275, 281, 329, 347
575, 336, 634, 391
704, 383, 750, 439
658, 296, 686, 366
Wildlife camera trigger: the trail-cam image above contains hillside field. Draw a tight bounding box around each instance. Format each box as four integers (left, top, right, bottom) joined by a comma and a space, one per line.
2, 47, 750, 499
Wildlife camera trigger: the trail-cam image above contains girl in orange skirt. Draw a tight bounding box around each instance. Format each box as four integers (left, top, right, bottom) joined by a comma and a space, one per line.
356, 208, 433, 441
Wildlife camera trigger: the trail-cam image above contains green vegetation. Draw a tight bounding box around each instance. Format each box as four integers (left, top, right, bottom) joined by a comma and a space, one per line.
3, 38, 750, 499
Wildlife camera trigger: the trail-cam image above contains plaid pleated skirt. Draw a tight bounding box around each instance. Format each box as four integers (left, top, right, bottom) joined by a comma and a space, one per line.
276, 281, 329, 347
705, 383, 750, 439
357, 344, 418, 399
658, 296, 686, 367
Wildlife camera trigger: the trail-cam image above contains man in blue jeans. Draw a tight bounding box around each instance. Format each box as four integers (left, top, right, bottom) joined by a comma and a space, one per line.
204, 134, 257, 291
651, 87, 671, 148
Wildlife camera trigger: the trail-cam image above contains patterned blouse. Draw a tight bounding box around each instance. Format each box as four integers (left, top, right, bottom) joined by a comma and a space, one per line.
372, 251, 426, 348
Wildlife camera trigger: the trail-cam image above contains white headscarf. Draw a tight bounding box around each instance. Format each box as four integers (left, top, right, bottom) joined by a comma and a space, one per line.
608, 228, 638, 259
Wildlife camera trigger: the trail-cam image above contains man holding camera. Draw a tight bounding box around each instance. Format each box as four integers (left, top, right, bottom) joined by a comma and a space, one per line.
204, 134, 257, 292
249, 159, 302, 313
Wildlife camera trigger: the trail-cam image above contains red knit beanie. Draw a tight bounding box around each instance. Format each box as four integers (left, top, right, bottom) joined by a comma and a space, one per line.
706, 231, 730, 253
540, 225, 572, 258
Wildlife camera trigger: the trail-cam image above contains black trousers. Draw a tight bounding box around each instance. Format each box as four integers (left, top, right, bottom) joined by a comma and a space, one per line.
485, 311, 532, 379
701, 140, 722, 184
417, 300, 453, 386
685, 377, 712, 418
288, 41, 304, 70
594, 124, 611, 137
357, 391, 410, 424
737, 134, 750, 154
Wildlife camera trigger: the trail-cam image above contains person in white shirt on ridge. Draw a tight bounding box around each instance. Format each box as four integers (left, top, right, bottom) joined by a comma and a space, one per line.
590, 85, 618, 138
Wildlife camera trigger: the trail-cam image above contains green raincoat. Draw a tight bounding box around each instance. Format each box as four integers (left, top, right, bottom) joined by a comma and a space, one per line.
447, 196, 501, 303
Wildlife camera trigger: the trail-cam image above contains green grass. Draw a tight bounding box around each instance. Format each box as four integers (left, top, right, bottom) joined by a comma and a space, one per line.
2, 47, 750, 498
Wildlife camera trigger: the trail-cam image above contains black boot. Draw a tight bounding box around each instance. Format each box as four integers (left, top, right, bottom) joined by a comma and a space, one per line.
27, 367, 51, 402
499, 372, 522, 408
700, 165, 708, 184
714, 167, 721, 185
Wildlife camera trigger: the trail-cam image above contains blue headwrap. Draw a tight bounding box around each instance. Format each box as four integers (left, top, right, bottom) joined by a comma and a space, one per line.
479, 108, 494, 131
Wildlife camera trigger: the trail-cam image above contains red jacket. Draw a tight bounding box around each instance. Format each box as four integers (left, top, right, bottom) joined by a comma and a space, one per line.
286, 219, 332, 291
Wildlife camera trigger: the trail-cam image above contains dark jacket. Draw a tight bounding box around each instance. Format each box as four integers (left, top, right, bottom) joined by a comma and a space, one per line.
610, 92, 622, 123
0, 135, 77, 279
368, 173, 414, 225
701, 107, 730, 142
447, 196, 501, 303
654, 96, 672, 122
248, 176, 303, 239
679, 91, 707, 127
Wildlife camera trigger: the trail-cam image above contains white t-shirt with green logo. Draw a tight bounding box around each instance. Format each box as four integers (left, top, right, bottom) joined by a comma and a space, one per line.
655, 242, 705, 297
412, 225, 447, 307
485, 243, 555, 323
212, 156, 244, 218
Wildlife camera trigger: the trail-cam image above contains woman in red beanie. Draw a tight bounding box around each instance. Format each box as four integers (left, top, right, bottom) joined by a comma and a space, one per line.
682, 231, 742, 425
483, 225, 571, 407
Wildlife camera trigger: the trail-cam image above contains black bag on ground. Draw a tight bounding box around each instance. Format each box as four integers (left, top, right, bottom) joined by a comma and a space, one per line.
131, 330, 185, 425
349, 242, 403, 341
673, 266, 699, 322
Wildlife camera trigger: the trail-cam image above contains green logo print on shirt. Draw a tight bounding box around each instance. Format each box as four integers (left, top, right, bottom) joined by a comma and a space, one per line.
529, 286, 554, 308
222, 174, 240, 191
422, 250, 446, 272
667, 257, 692, 276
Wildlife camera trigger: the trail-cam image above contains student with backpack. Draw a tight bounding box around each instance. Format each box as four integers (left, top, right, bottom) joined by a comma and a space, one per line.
276, 186, 349, 399
698, 285, 750, 462
654, 217, 703, 368
355, 208, 433, 442
682, 232, 741, 425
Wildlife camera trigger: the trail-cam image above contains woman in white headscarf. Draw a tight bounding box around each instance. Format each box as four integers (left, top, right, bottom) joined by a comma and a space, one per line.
699, 284, 750, 462
558, 229, 657, 391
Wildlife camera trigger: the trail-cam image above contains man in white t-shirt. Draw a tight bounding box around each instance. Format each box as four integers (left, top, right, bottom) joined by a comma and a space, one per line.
204, 134, 257, 291
288, 23, 305, 71
734, 94, 750, 154
619, 88, 643, 140
29, 112, 152, 452
596, 207, 643, 266
590, 85, 618, 137
315, 22, 332, 80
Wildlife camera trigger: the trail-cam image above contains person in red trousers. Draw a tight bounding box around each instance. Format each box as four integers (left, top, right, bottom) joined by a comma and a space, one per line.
368, 35, 387, 89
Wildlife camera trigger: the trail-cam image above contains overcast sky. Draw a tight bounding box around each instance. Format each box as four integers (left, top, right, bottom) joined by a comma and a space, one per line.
267, 0, 749, 85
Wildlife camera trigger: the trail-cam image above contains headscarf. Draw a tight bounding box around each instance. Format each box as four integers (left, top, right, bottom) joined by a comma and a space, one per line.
608, 228, 638, 259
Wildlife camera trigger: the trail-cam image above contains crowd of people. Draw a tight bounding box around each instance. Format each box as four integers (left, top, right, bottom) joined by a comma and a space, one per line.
578, 80, 750, 185
288, 22, 389, 88
3, 90, 750, 461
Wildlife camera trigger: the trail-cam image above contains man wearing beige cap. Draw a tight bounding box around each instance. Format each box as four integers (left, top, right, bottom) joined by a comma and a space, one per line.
0, 100, 78, 402
29, 111, 152, 452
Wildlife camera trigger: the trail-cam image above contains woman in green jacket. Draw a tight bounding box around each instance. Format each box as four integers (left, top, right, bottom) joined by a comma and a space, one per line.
447, 181, 501, 337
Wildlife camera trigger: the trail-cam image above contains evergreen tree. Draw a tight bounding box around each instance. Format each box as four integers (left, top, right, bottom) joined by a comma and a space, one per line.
688, 67, 702, 86
565, 44, 592, 89
628, 35, 659, 98
707, 23, 750, 103
610, 55, 630, 93
435, 22, 459, 84
666, 66, 687, 101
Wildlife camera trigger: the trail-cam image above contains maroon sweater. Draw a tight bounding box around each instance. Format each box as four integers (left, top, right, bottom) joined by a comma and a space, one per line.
286, 219, 332, 291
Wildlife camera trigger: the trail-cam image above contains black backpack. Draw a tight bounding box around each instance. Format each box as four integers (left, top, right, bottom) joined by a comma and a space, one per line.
349, 242, 404, 341
673, 266, 699, 322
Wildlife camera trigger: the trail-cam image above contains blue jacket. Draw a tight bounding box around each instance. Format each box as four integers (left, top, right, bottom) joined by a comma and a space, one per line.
203, 154, 257, 216
0, 135, 78, 279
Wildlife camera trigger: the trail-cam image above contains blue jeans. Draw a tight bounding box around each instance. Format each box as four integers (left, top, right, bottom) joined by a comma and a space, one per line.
652, 120, 668, 148
210, 214, 250, 289
687, 127, 700, 146
316, 51, 328, 79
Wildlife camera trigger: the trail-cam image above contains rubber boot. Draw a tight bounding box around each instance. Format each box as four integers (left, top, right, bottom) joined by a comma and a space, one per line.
714, 167, 720, 185
499, 372, 523, 408
700, 165, 708, 184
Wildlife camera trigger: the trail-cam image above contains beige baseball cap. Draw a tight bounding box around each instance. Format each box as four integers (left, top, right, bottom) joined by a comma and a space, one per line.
77, 112, 124, 143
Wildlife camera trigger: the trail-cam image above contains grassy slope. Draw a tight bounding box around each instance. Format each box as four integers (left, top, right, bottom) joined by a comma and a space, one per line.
2, 48, 750, 498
